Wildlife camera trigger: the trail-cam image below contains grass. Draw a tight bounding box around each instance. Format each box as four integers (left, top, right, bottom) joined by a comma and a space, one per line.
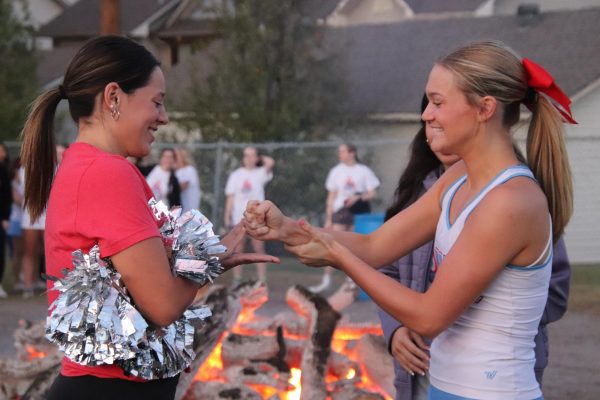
568, 264, 600, 315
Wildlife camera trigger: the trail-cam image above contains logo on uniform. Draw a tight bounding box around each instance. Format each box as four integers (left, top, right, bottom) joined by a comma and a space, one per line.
431, 246, 444, 273
484, 370, 498, 380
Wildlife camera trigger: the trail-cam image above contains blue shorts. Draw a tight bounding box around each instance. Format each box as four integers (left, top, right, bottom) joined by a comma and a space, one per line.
429, 385, 543, 400
7, 219, 22, 237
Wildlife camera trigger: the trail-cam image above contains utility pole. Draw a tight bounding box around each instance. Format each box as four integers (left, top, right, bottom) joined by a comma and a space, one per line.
100, 0, 120, 35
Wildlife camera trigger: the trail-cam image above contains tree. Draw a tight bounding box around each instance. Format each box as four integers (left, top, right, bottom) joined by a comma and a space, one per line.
0, 0, 38, 141
183, 0, 345, 142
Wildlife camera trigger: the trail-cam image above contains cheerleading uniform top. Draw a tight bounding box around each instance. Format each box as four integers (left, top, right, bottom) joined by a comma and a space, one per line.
429, 165, 551, 400
45, 142, 161, 381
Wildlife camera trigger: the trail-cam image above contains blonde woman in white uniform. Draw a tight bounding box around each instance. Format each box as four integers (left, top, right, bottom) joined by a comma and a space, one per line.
243, 41, 575, 400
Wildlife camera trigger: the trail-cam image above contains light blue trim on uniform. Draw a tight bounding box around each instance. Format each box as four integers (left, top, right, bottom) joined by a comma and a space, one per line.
444, 175, 467, 229
460, 171, 536, 225
429, 385, 476, 399
506, 255, 553, 270
429, 385, 544, 400
445, 165, 533, 229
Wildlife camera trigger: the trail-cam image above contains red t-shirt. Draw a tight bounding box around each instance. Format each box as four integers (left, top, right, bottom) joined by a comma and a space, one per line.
45, 142, 160, 380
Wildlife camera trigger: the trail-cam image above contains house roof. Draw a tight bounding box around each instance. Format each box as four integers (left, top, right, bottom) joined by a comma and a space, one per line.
37, 0, 180, 39
36, 44, 81, 88
300, 0, 342, 20
404, 0, 486, 13
156, 0, 341, 40
327, 7, 600, 115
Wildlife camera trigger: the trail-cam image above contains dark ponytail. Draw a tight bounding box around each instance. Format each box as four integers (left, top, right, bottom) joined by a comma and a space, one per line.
20, 89, 61, 221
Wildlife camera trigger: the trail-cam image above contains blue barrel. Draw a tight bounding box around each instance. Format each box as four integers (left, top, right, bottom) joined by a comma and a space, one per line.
353, 212, 385, 300
354, 212, 385, 234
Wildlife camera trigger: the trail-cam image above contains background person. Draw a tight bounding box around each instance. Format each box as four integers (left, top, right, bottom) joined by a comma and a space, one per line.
7, 157, 25, 293
19, 164, 45, 299
175, 147, 201, 212
0, 142, 12, 298
146, 147, 181, 208
309, 143, 380, 298
224, 146, 274, 284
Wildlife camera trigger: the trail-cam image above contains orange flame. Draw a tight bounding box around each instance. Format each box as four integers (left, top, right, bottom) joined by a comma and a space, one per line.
194, 340, 225, 382
25, 345, 46, 360
191, 299, 390, 399
283, 368, 301, 400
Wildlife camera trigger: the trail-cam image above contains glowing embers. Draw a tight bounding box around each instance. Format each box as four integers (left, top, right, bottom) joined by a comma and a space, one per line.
25, 345, 47, 360
185, 284, 393, 400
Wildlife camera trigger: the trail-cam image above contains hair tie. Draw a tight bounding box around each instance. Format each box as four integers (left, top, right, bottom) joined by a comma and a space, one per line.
58, 85, 67, 100
522, 87, 538, 106
522, 58, 577, 124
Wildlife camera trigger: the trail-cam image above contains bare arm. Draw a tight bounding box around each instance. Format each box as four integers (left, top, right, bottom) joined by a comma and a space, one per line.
287, 178, 550, 338
246, 176, 443, 269
111, 237, 201, 327
325, 191, 336, 228
261, 155, 275, 173
224, 194, 234, 227
12, 185, 23, 206
363, 188, 376, 201
111, 225, 279, 327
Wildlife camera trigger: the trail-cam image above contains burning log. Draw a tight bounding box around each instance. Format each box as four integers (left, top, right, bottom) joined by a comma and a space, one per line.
184, 381, 263, 400
286, 285, 341, 400
176, 281, 269, 400
221, 334, 280, 367
223, 362, 292, 392
0, 320, 62, 400
355, 334, 396, 399
233, 310, 309, 338
327, 351, 360, 381
330, 382, 386, 400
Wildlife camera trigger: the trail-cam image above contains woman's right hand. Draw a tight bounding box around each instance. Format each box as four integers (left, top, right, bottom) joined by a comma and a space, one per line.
390, 327, 430, 376
244, 200, 313, 247
243, 200, 286, 241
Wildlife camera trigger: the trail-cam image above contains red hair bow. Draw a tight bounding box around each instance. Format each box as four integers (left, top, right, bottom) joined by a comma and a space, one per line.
522, 58, 577, 124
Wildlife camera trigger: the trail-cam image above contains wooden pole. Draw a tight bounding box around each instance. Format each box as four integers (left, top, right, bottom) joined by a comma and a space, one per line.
100, 0, 120, 35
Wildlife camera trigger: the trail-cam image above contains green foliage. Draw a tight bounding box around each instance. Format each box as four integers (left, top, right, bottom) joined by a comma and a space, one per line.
183, 0, 345, 142
0, 0, 38, 140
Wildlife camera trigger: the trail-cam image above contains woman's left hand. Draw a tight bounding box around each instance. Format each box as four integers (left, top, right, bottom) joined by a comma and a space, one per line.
219, 223, 280, 270
284, 219, 341, 267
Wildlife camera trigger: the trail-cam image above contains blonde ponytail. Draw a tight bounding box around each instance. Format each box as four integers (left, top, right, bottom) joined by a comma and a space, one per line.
526, 96, 573, 241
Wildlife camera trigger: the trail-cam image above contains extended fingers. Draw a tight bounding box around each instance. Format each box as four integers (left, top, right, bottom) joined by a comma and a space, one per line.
221, 253, 280, 270
391, 329, 429, 376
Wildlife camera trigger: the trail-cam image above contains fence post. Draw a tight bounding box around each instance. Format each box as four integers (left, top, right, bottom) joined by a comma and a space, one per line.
212, 140, 224, 227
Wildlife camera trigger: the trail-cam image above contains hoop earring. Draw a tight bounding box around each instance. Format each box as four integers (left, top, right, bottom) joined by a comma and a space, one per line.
110, 104, 120, 121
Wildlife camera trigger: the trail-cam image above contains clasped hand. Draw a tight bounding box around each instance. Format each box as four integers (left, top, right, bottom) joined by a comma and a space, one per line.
243, 200, 342, 268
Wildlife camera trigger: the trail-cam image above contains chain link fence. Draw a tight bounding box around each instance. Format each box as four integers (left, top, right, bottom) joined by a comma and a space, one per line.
149, 138, 412, 230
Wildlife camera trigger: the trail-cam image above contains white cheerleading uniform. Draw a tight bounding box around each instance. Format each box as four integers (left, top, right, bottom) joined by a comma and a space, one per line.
429, 165, 550, 400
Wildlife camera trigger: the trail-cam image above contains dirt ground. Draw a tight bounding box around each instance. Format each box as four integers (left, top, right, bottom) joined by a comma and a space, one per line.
1, 263, 598, 399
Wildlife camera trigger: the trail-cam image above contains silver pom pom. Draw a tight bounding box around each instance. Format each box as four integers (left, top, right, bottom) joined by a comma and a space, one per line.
45, 199, 226, 379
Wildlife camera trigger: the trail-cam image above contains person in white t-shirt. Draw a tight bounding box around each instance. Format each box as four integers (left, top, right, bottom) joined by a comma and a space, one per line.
19, 144, 67, 298
224, 147, 275, 284
175, 148, 201, 212
146, 148, 181, 207
310, 143, 380, 297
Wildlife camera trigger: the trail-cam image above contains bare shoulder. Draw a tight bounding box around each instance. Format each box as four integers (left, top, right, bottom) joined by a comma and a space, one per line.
469, 176, 549, 243
486, 176, 547, 216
